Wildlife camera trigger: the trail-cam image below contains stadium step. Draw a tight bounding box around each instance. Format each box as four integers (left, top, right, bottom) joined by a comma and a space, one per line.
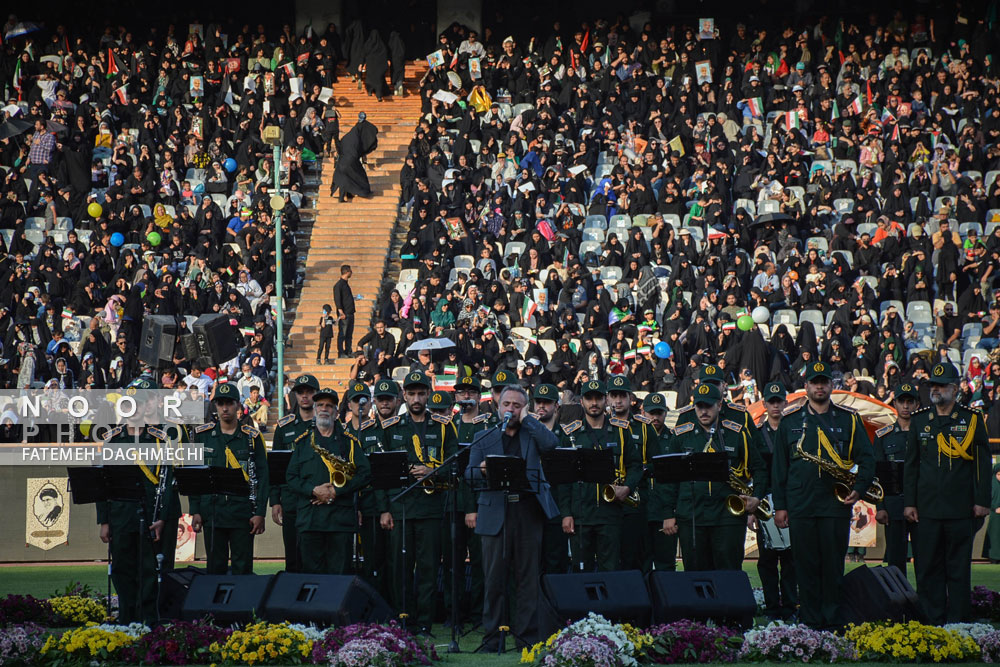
270, 61, 426, 420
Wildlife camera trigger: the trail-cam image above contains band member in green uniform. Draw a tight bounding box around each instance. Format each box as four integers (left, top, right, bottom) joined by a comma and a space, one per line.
874, 382, 920, 576
676, 365, 764, 442
451, 375, 490, 627
286, 387, 372, 574
533, 383, 570, 574
96, 378, 180, 624
641, 392, 677, 572
755, 382, 797, 620
190, 383, 269, 575
607, 375, 653, 572
661, 383, 768, 571
381, 371, 459, 634
773, 361, 875, 630
269, 374, 319, 572
358, 379, 399, 597
557, 380, 641, 572
904, 363, 991, 624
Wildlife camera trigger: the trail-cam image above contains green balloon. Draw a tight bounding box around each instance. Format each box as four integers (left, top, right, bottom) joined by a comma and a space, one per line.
147, 231, 162, 246
737, 314, 755, 331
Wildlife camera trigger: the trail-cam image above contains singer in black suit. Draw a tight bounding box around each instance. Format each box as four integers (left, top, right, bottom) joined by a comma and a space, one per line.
465, 385, 560, 650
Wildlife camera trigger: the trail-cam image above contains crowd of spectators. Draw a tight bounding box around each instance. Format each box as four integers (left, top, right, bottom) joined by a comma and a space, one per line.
349, 8, 1000, 428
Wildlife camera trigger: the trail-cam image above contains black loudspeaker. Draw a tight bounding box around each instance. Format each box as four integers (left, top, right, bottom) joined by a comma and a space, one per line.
840, 565, 923, 624
159, 566, 204, 620
181, 334, 212, 368
192, 314, 240, 366
260, 573, 393, 625
180, 574, 275, 624
541, 570, 651, 635
648, 570, 756, 627
139, 315, 178, 368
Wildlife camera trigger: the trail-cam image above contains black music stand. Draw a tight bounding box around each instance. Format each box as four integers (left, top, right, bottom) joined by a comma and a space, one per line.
541, 448, 616, 485
651, 452, 730, 567
267, 450, 293, 487
368, 451, 410, 490
875, 462, 904, 497
471, 454, 532, 656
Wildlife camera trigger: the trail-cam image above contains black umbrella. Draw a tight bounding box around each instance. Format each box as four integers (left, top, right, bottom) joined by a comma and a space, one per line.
45, 120, 68, 137
751, 212, 796, 227
0, 119, 32, 140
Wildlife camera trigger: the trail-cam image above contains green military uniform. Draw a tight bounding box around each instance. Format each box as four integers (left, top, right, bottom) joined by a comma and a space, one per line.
639, 392, 678, 572
676, 364, 767, 457
286, 387, 373, 574
874, 383, 919, 576
557, 380, 642, 572
383, 371, 459, 630
96, 422, 181, 624
755, 382, 797, 620
533, 384, 571, 575
659, 383, 768, 571
347, 380, 392, 595
904, 363, 991, 624
772, 361, 874, 629
448, 375, 490, 626
191, 384, 270, 575
268, 374, 319, 573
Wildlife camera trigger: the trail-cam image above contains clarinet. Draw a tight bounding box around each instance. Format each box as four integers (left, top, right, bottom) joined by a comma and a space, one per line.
151, 464, 167, 533
247, 430, 258, 515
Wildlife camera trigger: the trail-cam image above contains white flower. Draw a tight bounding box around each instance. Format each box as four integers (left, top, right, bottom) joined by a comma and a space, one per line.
944, 623, 995, 641
95, 622, 149, 638
560, 613, 637, 667
287, 623, 326, 642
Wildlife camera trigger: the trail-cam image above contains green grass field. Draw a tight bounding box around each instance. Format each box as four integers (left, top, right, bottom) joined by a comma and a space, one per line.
3, 561, 999, 667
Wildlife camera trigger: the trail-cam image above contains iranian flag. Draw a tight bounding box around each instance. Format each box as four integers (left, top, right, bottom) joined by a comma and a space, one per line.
890, 125, 899, 142
443, 364, 458, 376
240, 326, 254, 337
881, 108, 896, 124
722, 321, 737, 332
746, 97, 764, 117
783, 110, 800, 130
480, 390, 491, 402
435, 375, 456, 388
12, 59, 22, 99
638, 324, 652, 337
61, 308, 73, 320
830, 99, 839, 121
521, 296, 538, 322
624, 349, 637, 361
112, 84, 128, 105
637, 345, 652, 356
280, 61, 296, 78
847, 97, 863, 116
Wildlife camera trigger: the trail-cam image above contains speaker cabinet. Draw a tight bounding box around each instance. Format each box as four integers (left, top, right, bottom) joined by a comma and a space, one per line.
192, 314, 240, 366
540, 570, 651, 635
840, 565, 923, 624
139, 315, 178, 369
180, 574, 274, 624
260, 573, 393, 625
648, 570, 756, 627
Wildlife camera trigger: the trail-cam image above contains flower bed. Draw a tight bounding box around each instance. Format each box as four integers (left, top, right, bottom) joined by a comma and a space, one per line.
845, 621, 980, 662
646, 620, 743, 664
40, 623, 142, 666
0, 623, 46, 666
120, 621, 231, 665
0, 596, 53, 627
210, 621, 313, 665
47, 596, 107, 625
312, 621, 437, 666
522, 613, 650, 666
972, 586, 1000, 621
740, 622, 855, 663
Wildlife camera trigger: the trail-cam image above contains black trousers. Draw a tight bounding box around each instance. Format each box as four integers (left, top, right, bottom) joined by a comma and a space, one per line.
757, 544, 798, 618
317, 332, 333, 361
481, 497, 545, 649
884, 517, 917, 576
338, 315, 354, 355
281, 511, 301, 573
914, 517, 974, 624
789, 516, 849, 629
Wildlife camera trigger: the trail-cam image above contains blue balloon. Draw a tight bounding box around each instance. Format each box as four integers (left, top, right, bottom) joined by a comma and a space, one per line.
110, 232, 124, 247
224, 158, 238, 173
654, 341, 671, 359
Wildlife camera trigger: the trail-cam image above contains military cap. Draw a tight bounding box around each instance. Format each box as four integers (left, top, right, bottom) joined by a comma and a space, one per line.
582, 379, 606, 396
927, 362, 959, 385
698, 364, 723, 383
314, 387, 339, 403
895, 382, 919, 400
608, 375, 632, 393
347, 382, 369, 401
762, 381, 787, 401
293, 374, 320, 391
491, 369, 514, 388
455, 374, 482, 391
643, 392, 668, 412
213, 382, 240, 402
373, 379, 400, 397
533, 383, 560, 401
403, 370, 432, 389
804, 361, 833, 381
429, 391, 454, 409
693, 382, 723, 405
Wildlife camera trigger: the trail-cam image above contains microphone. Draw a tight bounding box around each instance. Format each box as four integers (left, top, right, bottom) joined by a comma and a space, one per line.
501, 411, 513, 431
156, 553, 164, 583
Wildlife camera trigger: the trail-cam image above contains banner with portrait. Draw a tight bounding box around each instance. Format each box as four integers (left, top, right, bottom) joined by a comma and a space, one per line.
26, 478, 69, 551
849, 500, 878, 547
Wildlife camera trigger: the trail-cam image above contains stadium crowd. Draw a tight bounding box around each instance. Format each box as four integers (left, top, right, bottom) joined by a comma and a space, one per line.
336, 8, 1000, 431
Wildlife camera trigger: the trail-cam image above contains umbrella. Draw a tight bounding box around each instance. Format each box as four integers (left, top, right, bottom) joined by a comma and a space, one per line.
4, 22, 42, 40
45, 120, 68, 137
0, 118, 32, 140
751, 212, 796, 227
405, 337, 457, 360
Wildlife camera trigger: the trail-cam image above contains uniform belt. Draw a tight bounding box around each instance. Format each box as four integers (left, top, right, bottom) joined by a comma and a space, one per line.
508, 494, 520, 503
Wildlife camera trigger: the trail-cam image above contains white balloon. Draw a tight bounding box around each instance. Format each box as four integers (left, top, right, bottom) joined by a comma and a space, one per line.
751, 306, 771, 324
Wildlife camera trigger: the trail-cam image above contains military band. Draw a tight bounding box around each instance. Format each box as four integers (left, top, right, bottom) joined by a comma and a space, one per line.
91, 359, 994, 631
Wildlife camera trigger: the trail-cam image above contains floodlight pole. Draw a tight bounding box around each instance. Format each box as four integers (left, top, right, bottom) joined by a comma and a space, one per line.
265, 134, 286, 420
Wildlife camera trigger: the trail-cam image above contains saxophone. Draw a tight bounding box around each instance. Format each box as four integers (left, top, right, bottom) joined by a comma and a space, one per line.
311, 430, 357, 488
725, 472, 773, 520
795, 428, 884, 503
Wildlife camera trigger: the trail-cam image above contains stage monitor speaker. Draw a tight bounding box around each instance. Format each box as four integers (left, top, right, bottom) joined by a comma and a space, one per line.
181, 574, 274, 624
139, 315, 178, 369
840, 565, 923, 624
648, 570, 756, 627
541, 570, 651, 636
181, 333, 213, 368
192, 314, 240, 366
159, 566, 204, 620
261, 573, 393, 625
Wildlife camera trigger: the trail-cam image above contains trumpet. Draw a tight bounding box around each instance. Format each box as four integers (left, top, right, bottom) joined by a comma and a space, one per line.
601, 476, 640, 508
796, 430, 883, 504
725, 473, 773, 520
311, 433, 357, 488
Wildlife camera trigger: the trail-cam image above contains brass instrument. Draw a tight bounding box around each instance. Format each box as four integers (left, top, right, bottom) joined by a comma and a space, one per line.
601, 476, 640, 508
311, 432, 357, 488
796, 430, 883, 503
725, 472, 773, 520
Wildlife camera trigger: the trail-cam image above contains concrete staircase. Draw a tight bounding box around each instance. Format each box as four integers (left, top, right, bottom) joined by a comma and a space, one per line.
280, 63, 426, 396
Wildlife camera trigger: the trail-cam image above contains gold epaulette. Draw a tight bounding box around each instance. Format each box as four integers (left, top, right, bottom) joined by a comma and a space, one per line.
782, 404, 803, 416
563, 420, 583, 434
431, 413, 452, 425
673, 422, 695, 435
634, 414, 652, 424
360, 419, 376, 431
726, 401, 747, 412
277, 414, 296, 427
381, 415, 401, 428
677, 404, 695, 414
875, 424, 893, 438
722, 419, 742, 432
293, 428, 312, 443
241, 424, 260, 438
147, 426, 167, 440
195, 422, 215, 434
104, 425, 124, 442
609, 417, 629, 429
473, 413, 491, 424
